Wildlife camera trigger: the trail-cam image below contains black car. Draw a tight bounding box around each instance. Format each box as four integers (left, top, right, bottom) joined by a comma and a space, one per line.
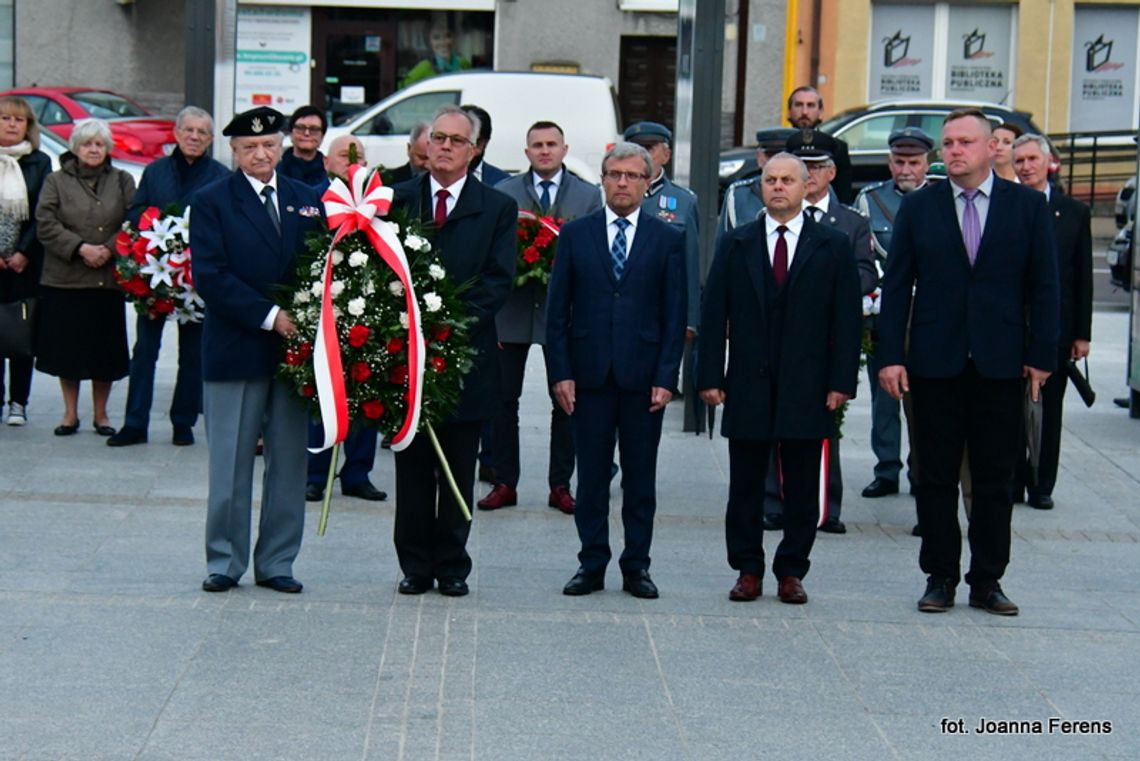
1107, 221, 1133, 291
718, 100, 1044, 197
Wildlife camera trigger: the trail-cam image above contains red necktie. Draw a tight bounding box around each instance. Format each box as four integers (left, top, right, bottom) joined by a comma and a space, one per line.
773, 225, 789, 288
434, 189, 450, 228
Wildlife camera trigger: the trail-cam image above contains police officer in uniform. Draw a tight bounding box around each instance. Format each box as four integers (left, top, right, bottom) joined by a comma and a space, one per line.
762, 129, 876, 535
855, 127, 933, 500
717, 128, 796, 240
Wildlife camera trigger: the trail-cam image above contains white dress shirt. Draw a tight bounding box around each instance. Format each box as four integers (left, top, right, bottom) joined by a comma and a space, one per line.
765, 212, 805, 269
605, 206, 641, 256
532, 168, 563, 200
803, 192, 830, 222
429, 174, 467, 218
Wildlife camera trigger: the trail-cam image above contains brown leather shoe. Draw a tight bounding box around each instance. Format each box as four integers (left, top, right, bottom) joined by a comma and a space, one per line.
547, 485, 576, 514
729, 574, 762, 601
777, 576, 808, 604
477, 483, 517, 511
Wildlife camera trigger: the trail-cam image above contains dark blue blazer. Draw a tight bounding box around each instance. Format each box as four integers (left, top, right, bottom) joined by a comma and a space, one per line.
697, 215, 862, 440
546, 209, 687, 393
392, 173, 517, 422
190, 171, 324, 381
878, 176, 1060, 379
128, 147, 229, 223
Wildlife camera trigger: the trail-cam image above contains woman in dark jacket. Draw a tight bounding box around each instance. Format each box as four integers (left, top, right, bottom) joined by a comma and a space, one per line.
35, 118, 136, 436
0, 95, 51, 427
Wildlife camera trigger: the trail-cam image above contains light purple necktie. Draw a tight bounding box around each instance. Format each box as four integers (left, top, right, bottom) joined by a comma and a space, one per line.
961, 188, 981, 265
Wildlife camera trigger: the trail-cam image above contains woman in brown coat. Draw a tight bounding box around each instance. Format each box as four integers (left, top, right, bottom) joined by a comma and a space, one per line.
36, 118, 136, 436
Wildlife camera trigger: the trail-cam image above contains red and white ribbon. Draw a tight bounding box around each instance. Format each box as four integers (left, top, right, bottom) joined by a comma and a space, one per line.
310, 165, 425, 453
816, 439, 831, 528
517, 208, 561, 235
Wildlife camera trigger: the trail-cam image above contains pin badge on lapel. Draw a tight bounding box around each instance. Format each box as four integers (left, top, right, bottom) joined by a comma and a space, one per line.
286, 206, 295, 213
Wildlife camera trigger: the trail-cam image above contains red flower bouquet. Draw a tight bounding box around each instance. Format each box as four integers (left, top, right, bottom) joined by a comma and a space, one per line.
113, 205, 203, 322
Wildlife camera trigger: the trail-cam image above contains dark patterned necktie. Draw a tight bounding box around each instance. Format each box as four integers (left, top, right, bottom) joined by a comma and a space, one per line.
539, 180, 553, 214
611, 217, 630, 279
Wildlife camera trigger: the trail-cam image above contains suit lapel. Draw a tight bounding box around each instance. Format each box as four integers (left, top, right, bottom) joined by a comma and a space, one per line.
444, 175, 484, 228
591, 213, 617, 286
934, 181, 971, 268
787, 216, 821, 289
277, 179, 300, 258
233, 173, 281, 252
974, 177, 1010, 266
618, 216, 653, 285
744, 229, 770, 309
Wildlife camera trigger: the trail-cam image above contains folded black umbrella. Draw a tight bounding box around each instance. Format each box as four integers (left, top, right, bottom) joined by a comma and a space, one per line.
1066, 359, 1096, 408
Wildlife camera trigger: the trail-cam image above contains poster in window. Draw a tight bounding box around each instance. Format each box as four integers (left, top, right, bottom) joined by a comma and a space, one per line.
1070, 7, 1139, 130
235, 7, 312, 112
869, 5, 935, 101
945, 6, 1013, 104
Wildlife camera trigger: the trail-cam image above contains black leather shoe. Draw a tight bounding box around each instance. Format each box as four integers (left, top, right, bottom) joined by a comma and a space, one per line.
1027, 494, 1054, 510
861, 478, 899, 498
107, 426, 147, 447
622, 569, 659, 599
562, 568, 605, 596
256, 576, 303, 593
398, 576, 433, 595
53, 420, 80, 436
202, 574, 237, 592
94, 423, 116, 436
917, 576, 956, 612
438, 577, 469, 597
819, 518, 847, 534
762, 513, 783, 531
477, 465, 497, 484
911, 523, 922, 537
305, 483, 324, 502
342, 481, 388, 501
969, 584, 1019, 616
172, 425, 195, 446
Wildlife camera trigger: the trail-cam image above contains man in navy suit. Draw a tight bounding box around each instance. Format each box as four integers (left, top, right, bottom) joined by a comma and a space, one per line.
191, 106, 325, 594
477, 121, 603, 514
1012, 133, 1093, 510
389, 105, 516, 597
878, 109, 1059, 616
546, 142, 687, 599
698, 153, 862, 604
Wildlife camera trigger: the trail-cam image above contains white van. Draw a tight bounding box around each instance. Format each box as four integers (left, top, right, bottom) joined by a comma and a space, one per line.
321, 71, 620, 184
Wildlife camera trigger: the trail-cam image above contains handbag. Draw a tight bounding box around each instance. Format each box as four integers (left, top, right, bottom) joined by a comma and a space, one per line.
1066, 358, 1096, 408
0, 297, 35, 358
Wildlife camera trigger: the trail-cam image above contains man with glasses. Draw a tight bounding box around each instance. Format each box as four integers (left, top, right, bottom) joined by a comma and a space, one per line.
107, 106, 230, 448
278, 105, 327, 187
546, 142, 687, 600
478, 121, 603, 515
389, 105, 516, 598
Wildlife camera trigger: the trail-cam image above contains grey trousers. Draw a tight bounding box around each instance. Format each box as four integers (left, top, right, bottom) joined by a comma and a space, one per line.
203, 377, 308, 581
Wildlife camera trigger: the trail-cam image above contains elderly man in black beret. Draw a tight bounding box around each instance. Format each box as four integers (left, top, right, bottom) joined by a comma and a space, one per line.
191, 106, 325, 594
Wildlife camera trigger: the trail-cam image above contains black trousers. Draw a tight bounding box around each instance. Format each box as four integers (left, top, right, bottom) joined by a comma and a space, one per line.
0, 355, 33, 406
910, 363, 1021, 588
727, 438, 822, 580
493, 342, 575, 489
393, 420, 480, 581
1013, 347, 1070, 499
572, 377, 663, 574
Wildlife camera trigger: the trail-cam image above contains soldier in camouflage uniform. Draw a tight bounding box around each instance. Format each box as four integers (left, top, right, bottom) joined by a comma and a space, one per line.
854, 127, 933, 500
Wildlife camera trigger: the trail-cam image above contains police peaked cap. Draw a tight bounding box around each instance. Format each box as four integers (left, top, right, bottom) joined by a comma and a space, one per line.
888, 127, 935, 155
785, 129, 840, 162
622, 121, 672, 144
223, 107, 287, 137
754, 128, 797, 152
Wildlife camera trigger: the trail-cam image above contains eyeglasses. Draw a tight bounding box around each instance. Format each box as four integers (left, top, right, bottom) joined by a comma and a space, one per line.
602, 170, 648, 183
429, 132, 473, 148
292, 125, 324, 135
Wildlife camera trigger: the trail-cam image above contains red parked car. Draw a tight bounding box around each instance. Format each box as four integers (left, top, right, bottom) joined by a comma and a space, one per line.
1, 87, 175, 164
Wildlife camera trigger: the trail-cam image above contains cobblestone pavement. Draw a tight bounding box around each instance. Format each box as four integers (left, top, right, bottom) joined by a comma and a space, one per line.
1, 310, 1137, 761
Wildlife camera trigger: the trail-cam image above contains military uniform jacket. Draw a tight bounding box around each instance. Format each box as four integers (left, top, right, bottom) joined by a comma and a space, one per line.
808, 188, 878, 295
855, 180, 920, 261
642, 173, 701, 329
717, 175, 765, 242
493, 168, 603, 344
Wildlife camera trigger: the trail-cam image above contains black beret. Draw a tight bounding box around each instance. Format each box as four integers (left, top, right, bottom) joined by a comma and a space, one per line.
223, 107, 286, 137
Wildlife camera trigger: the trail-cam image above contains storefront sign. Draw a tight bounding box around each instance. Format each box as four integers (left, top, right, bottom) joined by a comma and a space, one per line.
945, 6, 1013, 103
235, 7, 312, 112
1070, 7, 1139, 130
869, 5, 935, 100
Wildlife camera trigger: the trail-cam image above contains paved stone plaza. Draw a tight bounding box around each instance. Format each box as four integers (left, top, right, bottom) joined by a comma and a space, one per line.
1, 309, 1137, 761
